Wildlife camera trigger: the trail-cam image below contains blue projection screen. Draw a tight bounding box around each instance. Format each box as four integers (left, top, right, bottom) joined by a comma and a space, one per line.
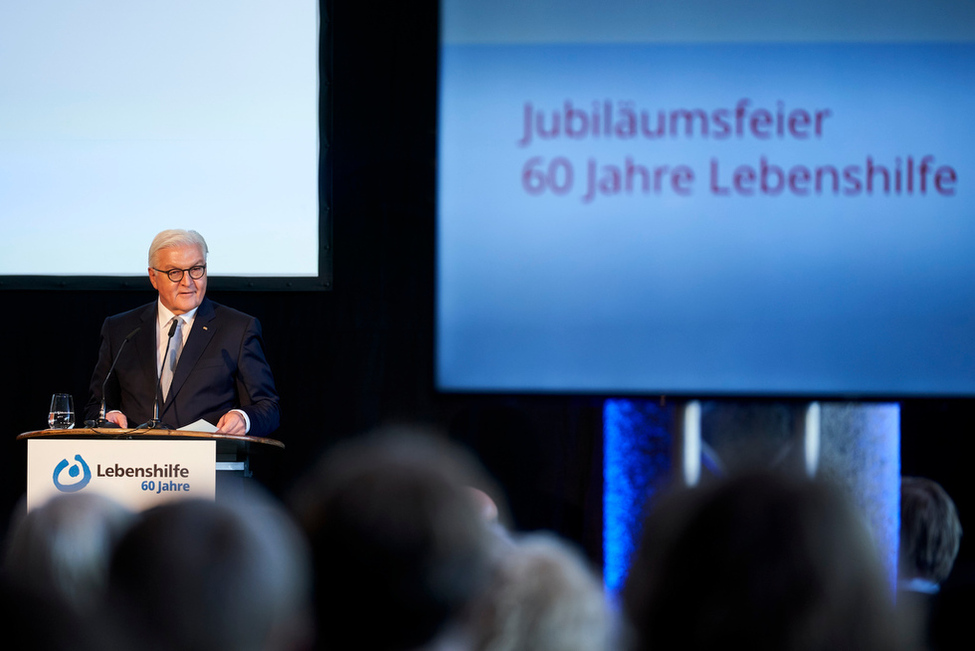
436, 1, 975, 396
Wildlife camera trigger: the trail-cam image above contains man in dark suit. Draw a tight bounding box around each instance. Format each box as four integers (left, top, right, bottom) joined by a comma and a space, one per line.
85, 229, 280, 437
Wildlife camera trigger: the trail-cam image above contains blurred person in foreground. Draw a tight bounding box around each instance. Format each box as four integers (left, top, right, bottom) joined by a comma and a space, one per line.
0, 572, 112, 651
624, 471, 919, 651
465, 532, 619, 651
290, 427, 508, 651
898, 476, 963, 651
2, 492, 134, 615
899, 476, 962, 594
104, 490, 312, 651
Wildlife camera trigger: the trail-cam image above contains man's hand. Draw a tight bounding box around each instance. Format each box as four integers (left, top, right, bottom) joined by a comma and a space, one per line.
106, 411, 128, 428
216, 410, 247, 435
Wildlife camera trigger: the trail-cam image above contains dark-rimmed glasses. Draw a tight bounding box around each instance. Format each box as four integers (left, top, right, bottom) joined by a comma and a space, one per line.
152, 265, 207, 282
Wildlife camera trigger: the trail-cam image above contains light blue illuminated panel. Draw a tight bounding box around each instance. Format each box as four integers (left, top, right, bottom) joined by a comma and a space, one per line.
602, 399, 674, 594
603, 400, 900, 594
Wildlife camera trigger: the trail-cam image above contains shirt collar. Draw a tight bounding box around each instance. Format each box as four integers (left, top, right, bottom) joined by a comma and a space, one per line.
157, 300, 199, 331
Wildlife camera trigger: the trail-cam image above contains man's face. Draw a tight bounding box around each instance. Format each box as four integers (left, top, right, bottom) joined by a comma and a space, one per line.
148, 244, 208, 315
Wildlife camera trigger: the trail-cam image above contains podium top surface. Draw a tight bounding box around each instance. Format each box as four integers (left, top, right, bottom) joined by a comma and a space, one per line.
17, 428, 285, 450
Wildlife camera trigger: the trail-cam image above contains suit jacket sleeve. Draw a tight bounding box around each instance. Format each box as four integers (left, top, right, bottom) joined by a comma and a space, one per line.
85, 318, 119, 422
230, 316, 281, 437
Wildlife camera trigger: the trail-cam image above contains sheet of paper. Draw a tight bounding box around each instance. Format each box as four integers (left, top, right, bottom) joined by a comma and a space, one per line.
178, 419, 218, 433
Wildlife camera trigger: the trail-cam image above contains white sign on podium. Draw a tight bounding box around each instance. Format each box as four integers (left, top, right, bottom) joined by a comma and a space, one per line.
27, 439, 216, 512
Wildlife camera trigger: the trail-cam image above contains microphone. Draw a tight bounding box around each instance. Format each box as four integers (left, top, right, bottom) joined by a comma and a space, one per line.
85, 326, 141, 429
135, 318, 178, 430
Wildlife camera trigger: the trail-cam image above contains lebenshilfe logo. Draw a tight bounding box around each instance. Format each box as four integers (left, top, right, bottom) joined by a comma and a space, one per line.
53, 454, 92, 493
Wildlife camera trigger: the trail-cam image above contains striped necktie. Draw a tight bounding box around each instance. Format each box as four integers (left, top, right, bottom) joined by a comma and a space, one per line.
161, 316, 184, 400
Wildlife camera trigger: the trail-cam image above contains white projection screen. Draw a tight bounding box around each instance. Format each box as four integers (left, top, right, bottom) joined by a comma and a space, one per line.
0, 1, 324, 289
436, 1, 975, 397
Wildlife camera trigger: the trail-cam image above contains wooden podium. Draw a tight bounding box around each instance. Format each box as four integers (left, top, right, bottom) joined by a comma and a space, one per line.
18, 428, 284, 510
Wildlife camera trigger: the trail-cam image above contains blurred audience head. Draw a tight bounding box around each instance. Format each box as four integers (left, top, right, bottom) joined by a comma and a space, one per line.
105, 489, 312, 651
0, 571, 113, 651
2, 492, 134, 614
290, 425, 504, 651
624, 470, 914, 651
466, 532, 616, 651
899, 476, 962, 588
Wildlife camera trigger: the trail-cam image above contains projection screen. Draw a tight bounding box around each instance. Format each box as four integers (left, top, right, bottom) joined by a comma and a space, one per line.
436, 1, 975, 396
0, 1, 325, 289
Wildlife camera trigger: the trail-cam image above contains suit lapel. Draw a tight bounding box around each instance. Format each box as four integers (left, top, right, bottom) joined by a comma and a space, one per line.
164, 298, 216, 406
134, 303, 159, 393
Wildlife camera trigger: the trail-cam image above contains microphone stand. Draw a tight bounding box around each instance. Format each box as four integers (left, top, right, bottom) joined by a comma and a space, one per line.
135, 318, 178, 430
85, 326, 142, 429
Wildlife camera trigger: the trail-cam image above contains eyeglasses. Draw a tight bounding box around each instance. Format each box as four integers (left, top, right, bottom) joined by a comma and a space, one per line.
153, 265, 207, 282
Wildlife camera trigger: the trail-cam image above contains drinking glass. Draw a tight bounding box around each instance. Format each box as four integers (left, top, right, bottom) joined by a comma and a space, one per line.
48, 393, 75, 429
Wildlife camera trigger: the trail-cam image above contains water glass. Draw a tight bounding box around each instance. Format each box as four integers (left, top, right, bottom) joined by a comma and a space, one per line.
48, 393, 75, 430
